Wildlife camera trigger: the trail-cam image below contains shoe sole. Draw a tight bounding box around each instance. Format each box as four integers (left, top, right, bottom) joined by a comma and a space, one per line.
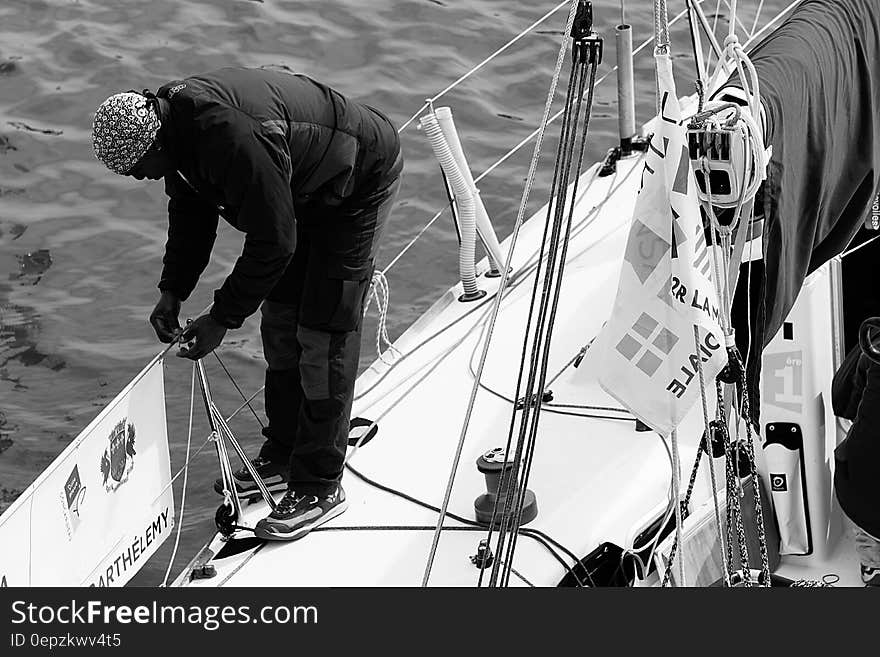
253, 500, 349, 542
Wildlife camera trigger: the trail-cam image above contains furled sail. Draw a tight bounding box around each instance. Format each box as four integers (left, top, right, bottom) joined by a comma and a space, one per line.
726, 0, 880, 406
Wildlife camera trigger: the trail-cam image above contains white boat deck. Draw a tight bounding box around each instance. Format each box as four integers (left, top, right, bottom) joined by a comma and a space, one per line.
181, 154, 713, 587
180, 150, 863, 588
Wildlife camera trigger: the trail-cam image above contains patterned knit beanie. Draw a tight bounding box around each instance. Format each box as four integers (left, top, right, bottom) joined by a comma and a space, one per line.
92, 92, 160, 174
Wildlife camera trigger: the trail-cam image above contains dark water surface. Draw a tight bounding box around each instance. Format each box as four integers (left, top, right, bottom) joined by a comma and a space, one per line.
0, 0, 785, 584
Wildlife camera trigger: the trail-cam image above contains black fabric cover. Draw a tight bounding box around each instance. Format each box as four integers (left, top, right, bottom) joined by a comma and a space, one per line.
725, 0, 880, 418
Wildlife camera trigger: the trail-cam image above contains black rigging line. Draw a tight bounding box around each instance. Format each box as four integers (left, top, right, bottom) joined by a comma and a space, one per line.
214, 352, 265, 429
479, 49, 583, 587
481, 10, 604, 587
504, 48, 600, 589
342, 462, 591, 586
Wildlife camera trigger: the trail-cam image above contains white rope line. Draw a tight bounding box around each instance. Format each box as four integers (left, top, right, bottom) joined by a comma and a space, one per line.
750, 0, 767, 37
149, 382, 260, 507
670, 428, 686, 586
161, 361, 195, 587
363, 270, 402, 364
380, 210, 444, 275
396, 0, 571, 135
840, 233, 880, 260
382, 4, 695, 280
744, 0, 801, 47
704, 0, 723, 72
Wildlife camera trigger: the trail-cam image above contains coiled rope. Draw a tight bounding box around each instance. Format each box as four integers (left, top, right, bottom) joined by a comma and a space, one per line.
363, 270, 402, 365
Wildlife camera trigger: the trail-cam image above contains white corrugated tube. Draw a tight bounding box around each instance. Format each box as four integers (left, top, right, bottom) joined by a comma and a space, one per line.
434, 107, 506, 275
420, 110, 482, 300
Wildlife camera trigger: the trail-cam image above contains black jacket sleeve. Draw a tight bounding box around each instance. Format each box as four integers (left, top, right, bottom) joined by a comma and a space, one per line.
203, 117, 296, 329
159, 172, 219, 301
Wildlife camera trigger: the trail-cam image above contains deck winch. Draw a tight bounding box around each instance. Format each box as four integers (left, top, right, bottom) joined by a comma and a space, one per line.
473, 447, 538, 527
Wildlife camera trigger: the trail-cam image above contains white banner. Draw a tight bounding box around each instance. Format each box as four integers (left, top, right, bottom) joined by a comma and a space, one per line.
587, 53, 726, 435
0, 359, 173, 586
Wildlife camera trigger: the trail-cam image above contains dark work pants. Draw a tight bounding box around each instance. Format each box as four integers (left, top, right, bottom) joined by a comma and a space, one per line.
258, 173, 401, 496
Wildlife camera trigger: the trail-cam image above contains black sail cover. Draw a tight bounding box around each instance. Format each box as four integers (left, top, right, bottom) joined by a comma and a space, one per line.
725, 0, 880, 414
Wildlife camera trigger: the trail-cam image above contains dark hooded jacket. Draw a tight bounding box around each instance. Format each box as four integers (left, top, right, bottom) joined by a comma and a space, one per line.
154, 67, 403, 328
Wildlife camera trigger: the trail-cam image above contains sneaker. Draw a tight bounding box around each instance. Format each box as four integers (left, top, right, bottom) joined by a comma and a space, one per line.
861, 564, 880, 587
253, 485, 347, 541
213, 456, 289, 501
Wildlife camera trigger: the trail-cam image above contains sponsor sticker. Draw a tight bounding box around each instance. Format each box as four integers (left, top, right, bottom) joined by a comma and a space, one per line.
60, 464, 86, 539
770, 473, 788, 492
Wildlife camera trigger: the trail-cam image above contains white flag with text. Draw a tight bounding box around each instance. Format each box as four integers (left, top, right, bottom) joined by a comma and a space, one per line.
589, 52, 726, 435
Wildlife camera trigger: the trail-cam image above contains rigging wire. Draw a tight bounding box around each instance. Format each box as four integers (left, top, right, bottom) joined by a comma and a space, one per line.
395, 0, 571, 134
381, 4, 699, 280
480, 19, 586, 588
750, 0, 767, 37
480, 15, 603, 587
214, 352, 265, 429
420, 0, 582, 588
160, 361, 196, 587
162, 0, 814, 588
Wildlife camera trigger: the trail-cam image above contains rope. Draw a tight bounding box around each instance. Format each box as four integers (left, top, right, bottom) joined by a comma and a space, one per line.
363, 270, 402, 364
342, 461, 588, 585
160, 361, 195, 587
148, 376, 264, 509
695, 327, 730, 585
654, 0, 671, 53
213, 352, 264, 429
840, 234, 880, 260
395, 1, 571, 134
484, 15, 588, 587
380, 4, 698, 280
668, 428, 685, 586
735, 351, 771, 585
495, 50, 602, 587
750, 0, 767, 37
661, 329, 730, 587
421, 0, 581, 588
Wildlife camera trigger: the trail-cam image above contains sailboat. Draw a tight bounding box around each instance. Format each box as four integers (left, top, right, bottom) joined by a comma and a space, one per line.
2, 0, 877, 588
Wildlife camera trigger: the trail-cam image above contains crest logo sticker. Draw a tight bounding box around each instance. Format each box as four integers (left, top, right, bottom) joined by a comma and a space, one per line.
100, 418, 136, 492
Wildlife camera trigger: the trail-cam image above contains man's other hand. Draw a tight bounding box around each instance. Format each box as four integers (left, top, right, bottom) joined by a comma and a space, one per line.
150, 291, 182, 343
177, 313, 228, 360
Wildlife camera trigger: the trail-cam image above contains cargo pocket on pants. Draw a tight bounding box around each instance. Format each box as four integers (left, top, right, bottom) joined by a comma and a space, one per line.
300, 261, 373, 333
